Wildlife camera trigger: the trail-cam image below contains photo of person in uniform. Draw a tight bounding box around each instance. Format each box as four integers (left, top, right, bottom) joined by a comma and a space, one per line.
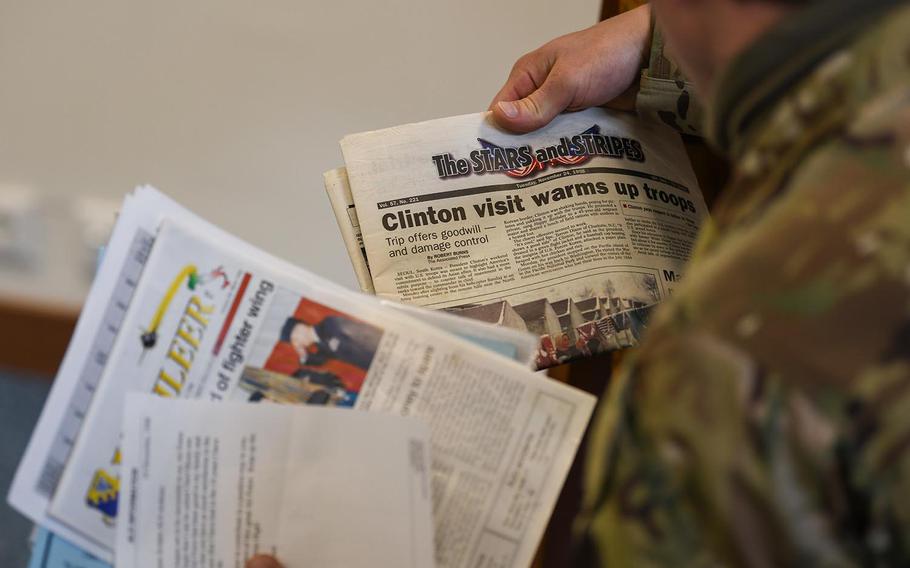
247, 294, 385, 408
279, 314, 382, 371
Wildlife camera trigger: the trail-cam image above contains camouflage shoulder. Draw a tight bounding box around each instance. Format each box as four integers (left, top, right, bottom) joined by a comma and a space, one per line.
577, 61, 910, 568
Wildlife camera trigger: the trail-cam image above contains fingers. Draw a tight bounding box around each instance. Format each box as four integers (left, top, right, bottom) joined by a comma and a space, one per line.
246, 555, 283, 568
489, 5, 654, 132
491, 71, 574, 133
489, 66, 541, 109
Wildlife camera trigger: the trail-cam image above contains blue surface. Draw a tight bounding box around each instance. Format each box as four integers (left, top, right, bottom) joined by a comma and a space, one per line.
0, 369, 52, 567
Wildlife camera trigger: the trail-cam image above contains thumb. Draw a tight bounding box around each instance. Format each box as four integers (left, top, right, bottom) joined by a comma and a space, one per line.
246, 555, 283, 568
491, 74, 573, 133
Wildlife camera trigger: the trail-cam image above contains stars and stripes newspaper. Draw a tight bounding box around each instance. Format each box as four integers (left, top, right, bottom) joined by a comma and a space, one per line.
328, 108, 708, 369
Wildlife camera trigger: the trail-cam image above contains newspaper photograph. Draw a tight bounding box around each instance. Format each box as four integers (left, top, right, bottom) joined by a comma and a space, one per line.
16, 195, 594, 567
228, 287, 384, 407
338, 108, 708, 367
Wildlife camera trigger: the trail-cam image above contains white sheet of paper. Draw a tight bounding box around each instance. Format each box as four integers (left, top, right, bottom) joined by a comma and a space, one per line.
115, 395, 434, 568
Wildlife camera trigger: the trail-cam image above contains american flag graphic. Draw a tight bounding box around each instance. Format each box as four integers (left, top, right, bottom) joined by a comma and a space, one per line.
595, 317, 618, 337
478, 124, 601, 179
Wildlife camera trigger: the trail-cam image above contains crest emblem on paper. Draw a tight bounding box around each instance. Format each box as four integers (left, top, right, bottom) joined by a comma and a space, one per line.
85, 468, 120, 522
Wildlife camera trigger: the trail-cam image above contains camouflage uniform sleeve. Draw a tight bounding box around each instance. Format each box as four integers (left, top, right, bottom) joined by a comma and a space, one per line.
576, 82, 910, 566
636, 24, 704, 136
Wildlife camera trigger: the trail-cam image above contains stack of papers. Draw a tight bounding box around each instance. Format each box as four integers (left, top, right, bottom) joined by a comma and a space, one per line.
8, 187, 595, 567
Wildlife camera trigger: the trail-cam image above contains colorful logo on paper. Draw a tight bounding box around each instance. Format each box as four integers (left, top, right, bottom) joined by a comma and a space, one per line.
85, 469, 119, 522
477, 124, 599, 178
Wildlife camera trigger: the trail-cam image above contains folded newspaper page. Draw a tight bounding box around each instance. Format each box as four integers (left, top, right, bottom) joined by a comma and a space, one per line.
116, 395, 434, 568
11, 188, 595, 568
7, 186, 536, 557
325, 167, 375, 294
335, 108, 708, 368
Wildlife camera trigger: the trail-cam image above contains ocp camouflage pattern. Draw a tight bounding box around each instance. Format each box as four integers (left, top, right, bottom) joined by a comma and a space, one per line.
575, 1, 910, 566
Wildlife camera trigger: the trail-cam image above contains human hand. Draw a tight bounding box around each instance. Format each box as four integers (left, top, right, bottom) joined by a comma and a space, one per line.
490, 4, 652, 133
246, 554, 283, 568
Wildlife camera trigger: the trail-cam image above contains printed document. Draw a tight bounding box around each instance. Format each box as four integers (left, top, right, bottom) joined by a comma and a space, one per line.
115, 395, 434, 568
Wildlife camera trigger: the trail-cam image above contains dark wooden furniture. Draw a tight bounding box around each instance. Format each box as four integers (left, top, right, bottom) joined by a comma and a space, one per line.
0, 296, 77, 378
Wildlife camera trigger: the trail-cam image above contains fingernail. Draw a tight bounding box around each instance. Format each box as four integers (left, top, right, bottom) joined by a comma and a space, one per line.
498, 100, 519, 119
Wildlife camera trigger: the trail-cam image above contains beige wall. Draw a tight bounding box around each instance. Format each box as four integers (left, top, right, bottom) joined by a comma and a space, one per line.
0, 0, 599, 308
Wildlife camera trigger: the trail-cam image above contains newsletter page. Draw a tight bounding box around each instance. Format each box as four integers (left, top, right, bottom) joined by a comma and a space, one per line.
115, 395, 434, 568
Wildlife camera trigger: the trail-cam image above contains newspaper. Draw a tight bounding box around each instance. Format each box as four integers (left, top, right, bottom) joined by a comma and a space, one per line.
10, 188, 595, 568
332, 108, 708, 368
325, 167, 374, 294
116, 395, 434, 568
